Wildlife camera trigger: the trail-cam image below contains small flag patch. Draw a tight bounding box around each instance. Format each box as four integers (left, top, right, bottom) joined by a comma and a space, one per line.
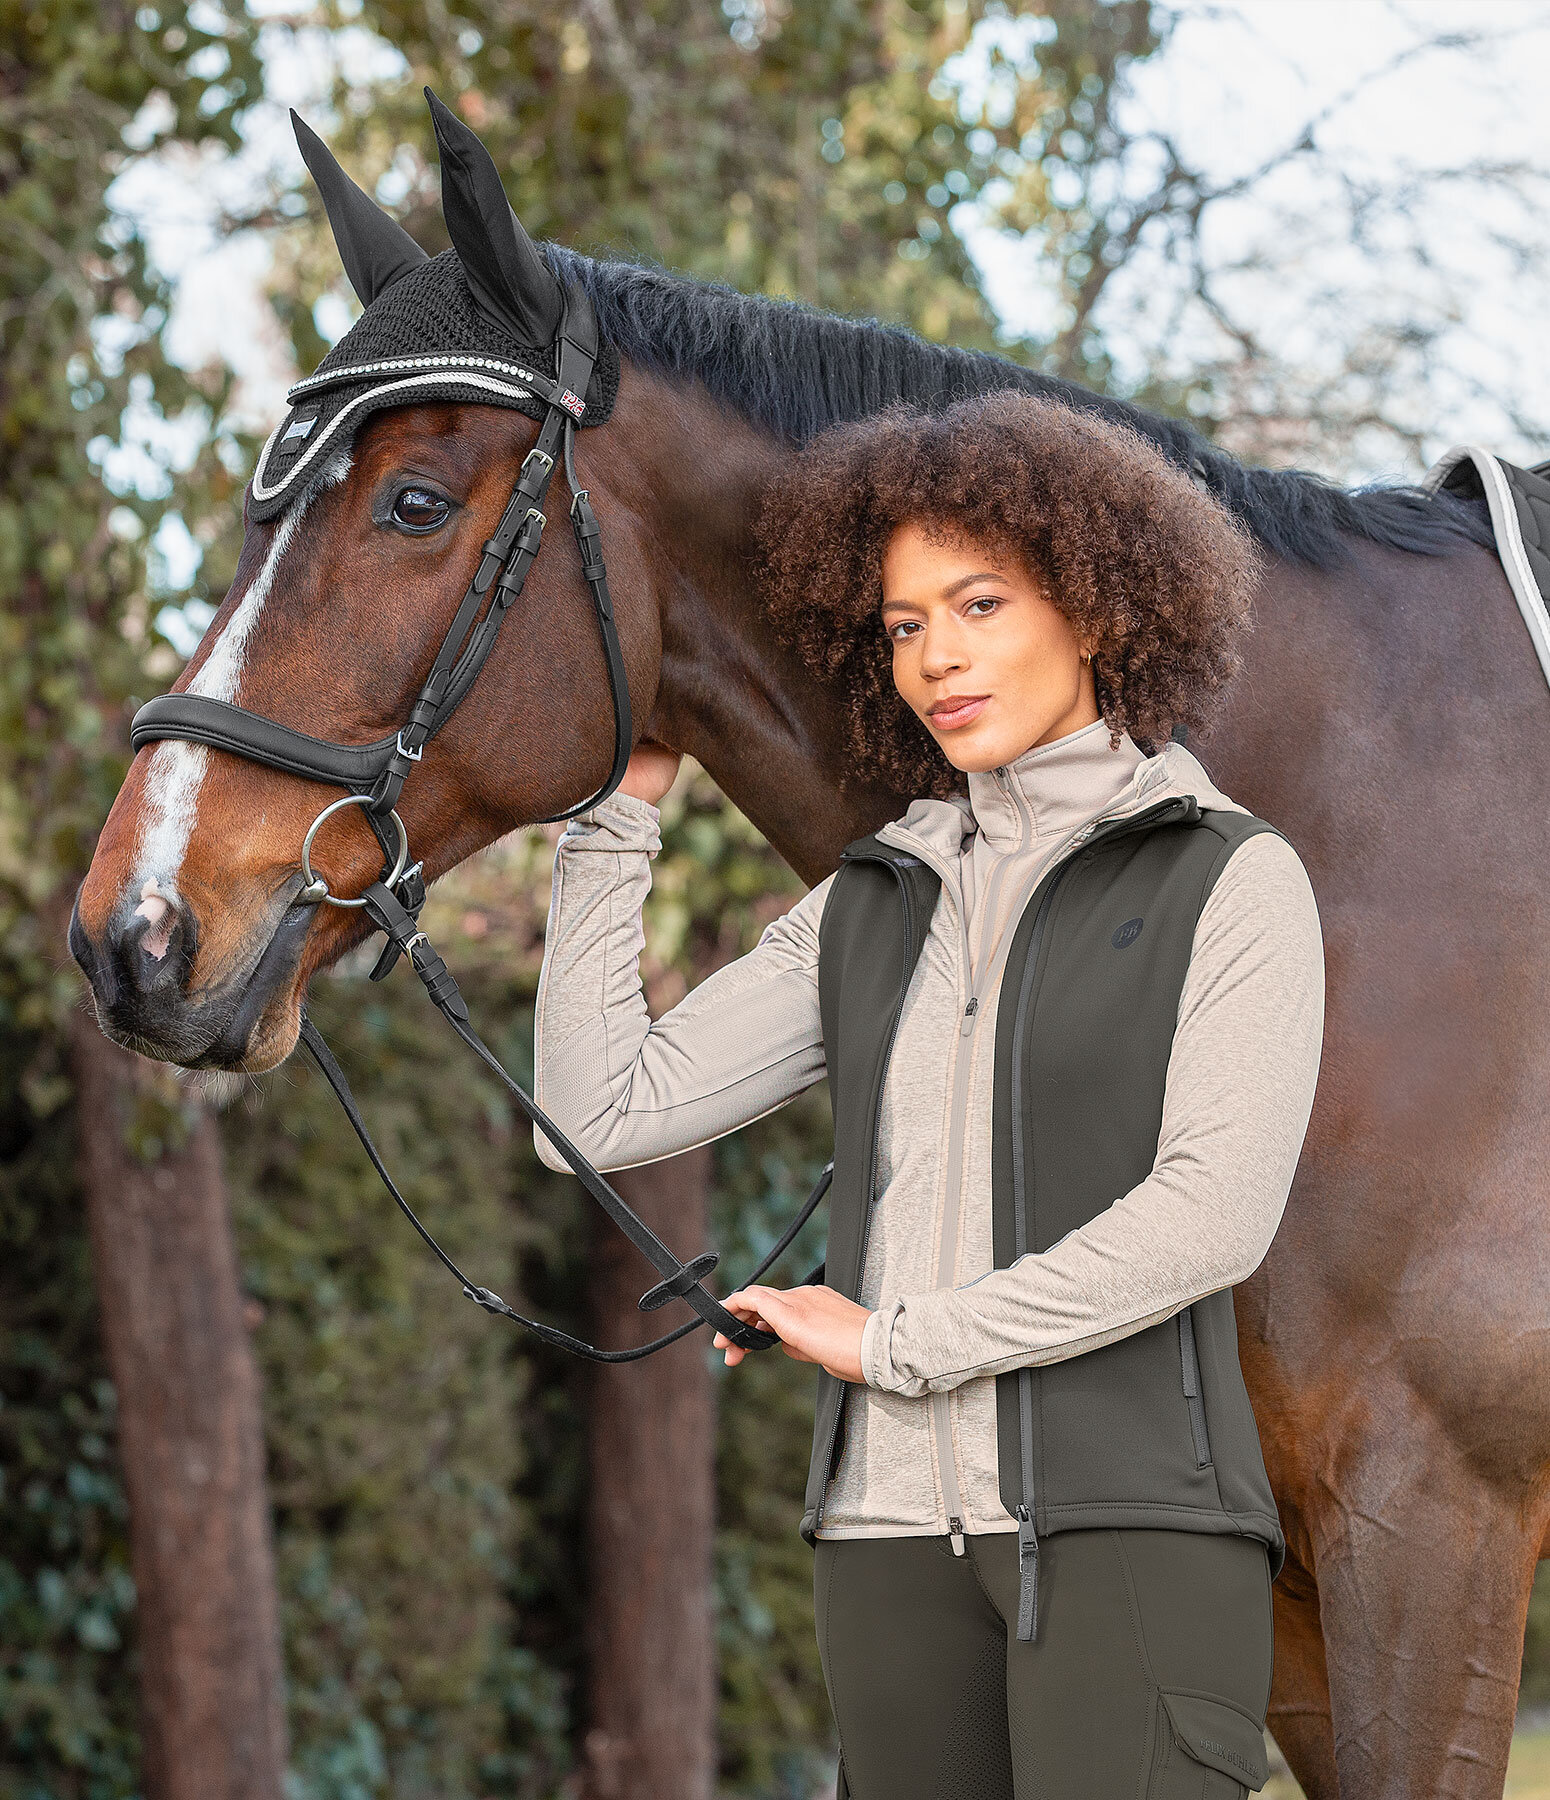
282, 415, 318, 444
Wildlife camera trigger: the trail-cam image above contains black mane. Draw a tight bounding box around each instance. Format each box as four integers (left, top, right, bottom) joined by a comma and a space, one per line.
547, 245, 1494, 570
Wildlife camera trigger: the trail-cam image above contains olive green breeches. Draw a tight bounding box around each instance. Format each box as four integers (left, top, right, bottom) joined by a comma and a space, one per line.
813, 1526, 1274, 1800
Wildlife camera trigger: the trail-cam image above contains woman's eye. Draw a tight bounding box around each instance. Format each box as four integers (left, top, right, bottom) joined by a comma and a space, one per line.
885, 621, 919, 643
966, 597, 1000, 617
390, 488, 451, 533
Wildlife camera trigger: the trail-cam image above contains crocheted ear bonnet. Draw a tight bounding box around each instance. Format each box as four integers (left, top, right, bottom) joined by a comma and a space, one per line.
247, 92, 618, 524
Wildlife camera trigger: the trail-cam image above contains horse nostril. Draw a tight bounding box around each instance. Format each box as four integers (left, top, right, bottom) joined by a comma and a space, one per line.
110, 880, 193, 998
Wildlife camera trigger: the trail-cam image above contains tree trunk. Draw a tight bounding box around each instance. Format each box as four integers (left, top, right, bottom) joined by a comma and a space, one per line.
581, 1146, 717, 1800
69, 1007, 288, 1800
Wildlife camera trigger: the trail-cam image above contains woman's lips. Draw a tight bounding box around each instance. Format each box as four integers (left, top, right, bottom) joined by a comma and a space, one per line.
929, 694, 990, 730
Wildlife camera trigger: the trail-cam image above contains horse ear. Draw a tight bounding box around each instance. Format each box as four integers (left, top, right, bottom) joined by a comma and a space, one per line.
291, 110, 428, 307
424, 87, 563, 347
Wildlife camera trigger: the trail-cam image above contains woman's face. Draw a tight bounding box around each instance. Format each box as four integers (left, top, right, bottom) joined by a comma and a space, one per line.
880, 520, 1100, 774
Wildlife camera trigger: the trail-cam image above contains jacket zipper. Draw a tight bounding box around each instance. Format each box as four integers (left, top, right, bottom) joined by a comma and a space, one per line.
883, 772, 1106, 1552
933, 764, 1031, 1555
1004, 792, 1195, 1640
811, 850, 918, 1538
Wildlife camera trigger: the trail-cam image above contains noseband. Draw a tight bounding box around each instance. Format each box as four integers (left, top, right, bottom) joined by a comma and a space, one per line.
128, 289, 828, 1361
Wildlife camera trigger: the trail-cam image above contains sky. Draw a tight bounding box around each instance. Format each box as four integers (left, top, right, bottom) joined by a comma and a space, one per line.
109, 0, 1550, 602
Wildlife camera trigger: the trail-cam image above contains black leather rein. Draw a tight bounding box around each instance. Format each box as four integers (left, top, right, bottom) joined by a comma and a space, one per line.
128, 286, 828, 1361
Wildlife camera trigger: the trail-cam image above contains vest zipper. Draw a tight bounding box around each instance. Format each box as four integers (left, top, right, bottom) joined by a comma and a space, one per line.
1005, 792, 1196, 1641
811, 851, 918, 1539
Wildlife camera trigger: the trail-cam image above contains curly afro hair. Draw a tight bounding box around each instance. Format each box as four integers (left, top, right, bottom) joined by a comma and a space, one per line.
752, 389, 1262, 801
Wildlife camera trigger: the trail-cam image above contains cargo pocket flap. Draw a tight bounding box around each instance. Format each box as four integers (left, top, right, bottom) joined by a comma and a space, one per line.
1158, 1689, 1269, 1789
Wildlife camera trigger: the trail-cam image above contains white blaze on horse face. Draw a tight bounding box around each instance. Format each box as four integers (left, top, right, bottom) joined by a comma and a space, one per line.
132, 507, 299, 903
129, 452, 353, 914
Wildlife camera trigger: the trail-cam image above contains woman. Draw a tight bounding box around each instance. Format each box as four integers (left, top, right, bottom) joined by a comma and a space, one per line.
532, 391, 1325, 1798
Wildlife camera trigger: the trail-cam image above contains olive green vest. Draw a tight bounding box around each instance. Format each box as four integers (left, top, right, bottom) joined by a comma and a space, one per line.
805, 793, 1288, 1640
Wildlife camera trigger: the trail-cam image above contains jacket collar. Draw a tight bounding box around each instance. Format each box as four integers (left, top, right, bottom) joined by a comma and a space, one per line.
967, 717, 1146, 851
872, 722, 1249, 870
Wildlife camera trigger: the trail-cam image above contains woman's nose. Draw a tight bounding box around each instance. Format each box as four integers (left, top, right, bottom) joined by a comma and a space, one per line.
919, 631, 967, 678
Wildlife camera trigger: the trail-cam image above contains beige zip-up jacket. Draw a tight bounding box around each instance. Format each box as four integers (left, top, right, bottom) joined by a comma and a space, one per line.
532, 719, 1325, 1542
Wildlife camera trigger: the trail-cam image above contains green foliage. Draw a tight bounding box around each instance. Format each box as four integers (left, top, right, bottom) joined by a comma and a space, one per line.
0, 1, 261, 1024
971, 0, 1162, 388
222, 949, 582, 1800
297, 0, 1168, 364
319, 0, 999, 345
0, 1012, 139, 1797
711, 1108, 839, 1797
645, 766, 840, 1792
1525, 1567, 1550, 1711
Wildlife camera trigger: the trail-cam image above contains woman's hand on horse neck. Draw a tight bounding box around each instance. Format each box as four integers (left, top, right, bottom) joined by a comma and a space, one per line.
715, 1285, 872, 1383
619, 739, 682, 806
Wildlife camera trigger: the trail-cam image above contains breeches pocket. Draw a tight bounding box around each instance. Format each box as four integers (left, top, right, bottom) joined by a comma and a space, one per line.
1149, 1687, 1269, 1796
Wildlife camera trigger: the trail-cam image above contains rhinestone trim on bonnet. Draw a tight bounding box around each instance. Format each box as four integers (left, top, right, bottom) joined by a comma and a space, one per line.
286, 350, 551, 400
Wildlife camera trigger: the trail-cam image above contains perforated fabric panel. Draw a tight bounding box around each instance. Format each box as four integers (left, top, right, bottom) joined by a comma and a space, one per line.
934, 1631, 1014, 1800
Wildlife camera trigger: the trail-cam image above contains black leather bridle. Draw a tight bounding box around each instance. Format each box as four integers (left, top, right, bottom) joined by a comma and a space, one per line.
129, 288, 829, 1361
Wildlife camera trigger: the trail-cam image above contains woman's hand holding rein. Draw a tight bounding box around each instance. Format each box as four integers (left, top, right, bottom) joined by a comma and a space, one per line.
714, 1285, 873, 1383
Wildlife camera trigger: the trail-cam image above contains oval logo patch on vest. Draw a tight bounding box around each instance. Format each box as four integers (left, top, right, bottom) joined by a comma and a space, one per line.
1111, 916, 1144, 949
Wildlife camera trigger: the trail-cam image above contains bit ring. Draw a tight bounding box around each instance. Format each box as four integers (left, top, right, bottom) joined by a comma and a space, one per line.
299, 794, 409, 908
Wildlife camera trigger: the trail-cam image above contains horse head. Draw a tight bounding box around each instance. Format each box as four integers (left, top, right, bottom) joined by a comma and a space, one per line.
68, 96, 729, 1075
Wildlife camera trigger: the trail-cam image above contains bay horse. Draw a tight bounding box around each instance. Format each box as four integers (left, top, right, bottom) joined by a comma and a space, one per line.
68, 108, 1550, 1800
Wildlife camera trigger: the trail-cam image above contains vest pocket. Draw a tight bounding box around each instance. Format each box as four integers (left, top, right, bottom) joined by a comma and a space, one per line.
1178, 1306, 1214, 1468
1153, 1688, 1269, 1795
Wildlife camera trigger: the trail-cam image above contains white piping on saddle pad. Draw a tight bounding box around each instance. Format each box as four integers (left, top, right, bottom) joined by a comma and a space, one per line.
1422, 444, 1550, 694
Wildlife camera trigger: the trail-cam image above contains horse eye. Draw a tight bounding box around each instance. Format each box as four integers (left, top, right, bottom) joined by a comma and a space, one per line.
390, 487, 451, 533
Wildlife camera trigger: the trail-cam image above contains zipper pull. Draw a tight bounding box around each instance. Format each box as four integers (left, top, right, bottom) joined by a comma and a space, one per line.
1015, 1504, 1039, 1640
960, 995, 979, 1037
949, 1516, 966, 1556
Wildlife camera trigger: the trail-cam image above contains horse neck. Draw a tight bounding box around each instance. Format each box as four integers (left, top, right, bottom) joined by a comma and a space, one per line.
604, 371, 909, 886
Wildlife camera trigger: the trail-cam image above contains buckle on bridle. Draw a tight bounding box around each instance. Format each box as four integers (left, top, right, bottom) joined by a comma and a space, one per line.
521, 446, 554, 481
396, 729, 423, 763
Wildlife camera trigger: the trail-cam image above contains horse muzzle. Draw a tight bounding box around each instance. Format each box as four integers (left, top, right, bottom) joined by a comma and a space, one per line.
68, 879, 318, 1071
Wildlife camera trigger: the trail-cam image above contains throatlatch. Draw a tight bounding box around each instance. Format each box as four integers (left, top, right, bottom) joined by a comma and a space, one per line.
128, 101, 830, 1362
